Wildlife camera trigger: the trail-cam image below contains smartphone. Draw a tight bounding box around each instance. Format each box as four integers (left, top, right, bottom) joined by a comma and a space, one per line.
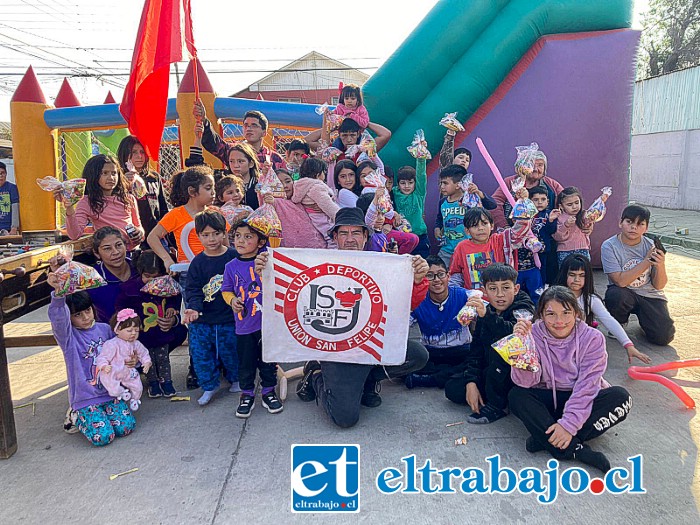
645, 234, 666, 254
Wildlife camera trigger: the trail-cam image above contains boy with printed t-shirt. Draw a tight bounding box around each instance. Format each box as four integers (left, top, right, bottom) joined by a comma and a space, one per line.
601, 204, 674, 346
434, 165, 467, 267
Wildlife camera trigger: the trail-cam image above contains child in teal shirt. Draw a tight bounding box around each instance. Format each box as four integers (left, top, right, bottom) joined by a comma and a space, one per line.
393, 158, 429, 258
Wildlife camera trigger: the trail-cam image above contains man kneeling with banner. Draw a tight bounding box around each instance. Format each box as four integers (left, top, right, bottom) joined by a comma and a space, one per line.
255, 207, 430, 428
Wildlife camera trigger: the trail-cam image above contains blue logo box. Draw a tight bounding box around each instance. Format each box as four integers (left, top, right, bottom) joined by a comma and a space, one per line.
291, 444, 360, 513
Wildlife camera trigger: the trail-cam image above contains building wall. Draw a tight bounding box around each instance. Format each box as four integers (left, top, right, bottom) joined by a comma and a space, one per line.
233, 88, 339, 105
630, 66, 700, 210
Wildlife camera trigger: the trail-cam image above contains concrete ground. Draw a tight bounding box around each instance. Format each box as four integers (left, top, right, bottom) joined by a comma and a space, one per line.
2, 224, 700, 524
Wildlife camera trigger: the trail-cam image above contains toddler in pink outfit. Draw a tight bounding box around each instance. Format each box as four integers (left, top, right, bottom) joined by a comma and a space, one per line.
96, 308, 152, 412
333, 83, 370, 130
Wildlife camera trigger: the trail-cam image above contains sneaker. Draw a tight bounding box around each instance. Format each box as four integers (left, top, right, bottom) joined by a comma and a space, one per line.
120, 389, 132, 401
404, 373, 438, 390
236, 394, 255, 418
186, 367, 199, 390
197, 389, 216, 406
161, 381, 176, 397
148, 381, 163, 398
129, 399, 140, 411
466, 404, 508, 424
360, 381, 382, 408
228, 381, 241, 393
525, 436, 545, 453
261, 391, 284, 414
63, 407, 79, 434
296, 361, 321, 402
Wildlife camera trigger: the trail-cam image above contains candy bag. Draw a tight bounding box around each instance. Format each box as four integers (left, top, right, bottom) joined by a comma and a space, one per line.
203, 274, 223, 302
455, 290, 484, 326
514, 142, 542, 177
321, 146, 343, 163
491, 310, 540, 372
439, 112, 465, 132
245, 202, 282, 247
509, 177, 538, 220
458, 174, 481, 208
407, 129, 432, 159
52, 245, 107, 297
36, 176, 86, 207
396, 215, 412, 233
363, 170, 393, 214
140, 275, 181, 297
256, 167, 285, 198
220, 202, 254, 227
130, 174, 147, 199
359, 130, 377, 158
326, 113, 345, 133
344, 144, 361, 159
584, 187, 613, 223
314, 103, 329, 115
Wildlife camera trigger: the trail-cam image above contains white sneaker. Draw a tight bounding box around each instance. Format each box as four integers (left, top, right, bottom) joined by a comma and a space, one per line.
198, 390, 216, 406
63, 407, 79, 434
228, 382, 241, 393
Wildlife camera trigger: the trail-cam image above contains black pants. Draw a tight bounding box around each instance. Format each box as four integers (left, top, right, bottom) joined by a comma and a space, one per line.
417, 345, 470, 388
145, 344, 172, 383
444, 359, 513, 410
605, 285, 675, 345
508, 385, 632, 459
312, 340, 429, 428
237, 330, 277, 393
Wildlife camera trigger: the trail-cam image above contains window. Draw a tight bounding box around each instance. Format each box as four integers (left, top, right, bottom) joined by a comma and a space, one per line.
331, 96, 339, 105
277, 97, 301, 103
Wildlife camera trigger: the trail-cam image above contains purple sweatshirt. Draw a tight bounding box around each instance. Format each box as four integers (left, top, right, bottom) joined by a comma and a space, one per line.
511, 319, 610, 436
49, 293, 115, 410
221, 256, 262, 335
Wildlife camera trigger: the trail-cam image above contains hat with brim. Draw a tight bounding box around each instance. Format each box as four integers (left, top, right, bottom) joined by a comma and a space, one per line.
328, 207, 372, 238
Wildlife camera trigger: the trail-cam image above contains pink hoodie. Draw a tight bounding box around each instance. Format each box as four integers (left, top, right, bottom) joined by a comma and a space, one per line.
511, 319, 610, 436
291, 178, 340, 248
552, 213, 591, 252
333, 103, 370, 129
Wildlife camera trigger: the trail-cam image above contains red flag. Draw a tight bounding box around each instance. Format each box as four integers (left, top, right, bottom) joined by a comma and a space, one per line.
120, 0, 197, 159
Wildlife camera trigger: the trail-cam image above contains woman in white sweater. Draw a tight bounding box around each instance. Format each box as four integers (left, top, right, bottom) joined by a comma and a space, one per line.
556, 254, 651, 364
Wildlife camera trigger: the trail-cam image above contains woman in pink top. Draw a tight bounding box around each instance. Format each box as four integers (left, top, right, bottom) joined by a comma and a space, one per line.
60, 154, 144, 250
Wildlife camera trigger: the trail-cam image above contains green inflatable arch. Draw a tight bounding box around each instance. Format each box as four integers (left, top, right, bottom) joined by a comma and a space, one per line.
363, 0, 633, 169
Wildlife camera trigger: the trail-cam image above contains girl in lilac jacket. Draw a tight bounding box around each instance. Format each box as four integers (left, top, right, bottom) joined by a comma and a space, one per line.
508, 286, 632, 473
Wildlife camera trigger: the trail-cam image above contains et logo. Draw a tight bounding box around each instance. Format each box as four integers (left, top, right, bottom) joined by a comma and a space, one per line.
290, 444, 360, 513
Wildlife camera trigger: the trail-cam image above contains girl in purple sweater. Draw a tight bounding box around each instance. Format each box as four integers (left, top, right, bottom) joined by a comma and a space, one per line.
508, 286, 632, 473
48, 266, 136, 447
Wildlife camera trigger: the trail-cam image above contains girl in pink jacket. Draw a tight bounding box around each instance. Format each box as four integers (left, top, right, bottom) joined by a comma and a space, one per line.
508, 286, 632, 473
291, 158, 339, 248
333, 84, 370, 130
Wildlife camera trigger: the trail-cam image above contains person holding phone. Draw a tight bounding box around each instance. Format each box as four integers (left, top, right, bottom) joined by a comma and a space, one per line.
600, 204, 675, 346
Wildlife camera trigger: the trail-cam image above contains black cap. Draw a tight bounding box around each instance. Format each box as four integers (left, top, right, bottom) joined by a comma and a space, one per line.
328, 207, 372, 237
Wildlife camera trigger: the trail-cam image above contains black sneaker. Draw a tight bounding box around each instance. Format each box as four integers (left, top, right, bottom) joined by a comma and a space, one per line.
296, 361, 321, 402
261, 391, 284, 414
360, 381, 382, 408
404, 374, 437, 390
148, 381, 163, 398
236, 395, 255, 419
186, 367, 199, 390
161, 381, 176, 397
466, 404, 508, 424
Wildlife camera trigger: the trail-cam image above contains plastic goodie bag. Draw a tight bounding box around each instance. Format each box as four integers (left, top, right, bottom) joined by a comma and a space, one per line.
219, 202, 254, 228
407, 129, 432, 159
455, 290, 484, 326
130, 174, 147, 199
459, 173, 482, 208
364, 170, 393, 214
359, 130, 377, 158
140, 275, 181, 297
491, 310, 540, 372
585, 186, 613, 223
439, 112, 465, 132
509, 177, 538, 220
321, 146, 343, 163
52, 245, 107, 297
203, 274, 223, 302
36, 176, 86, 207
256, 166, 286, 198
244, 203, 282, 248
514, 142, 541, 177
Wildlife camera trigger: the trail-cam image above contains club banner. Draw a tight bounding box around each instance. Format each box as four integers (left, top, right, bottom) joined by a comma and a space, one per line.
262, 248, 413, 365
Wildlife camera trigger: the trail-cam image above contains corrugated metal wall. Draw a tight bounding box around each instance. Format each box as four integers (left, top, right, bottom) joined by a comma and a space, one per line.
632, 66, 700, 134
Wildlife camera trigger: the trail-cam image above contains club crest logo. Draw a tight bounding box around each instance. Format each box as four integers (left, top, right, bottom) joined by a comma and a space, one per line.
272, 251, 387, 360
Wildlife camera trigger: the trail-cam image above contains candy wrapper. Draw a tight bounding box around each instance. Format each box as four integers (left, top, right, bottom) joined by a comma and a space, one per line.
455, 290, 484, 326
396, 215, 412, 233
363, 170, 394, 214
359, 130, 377, 158
524, 236, 543, 253
407, 129, 432, 159
321, 146, 343, 163
458, 174, 482, 208
256, 167, 285, 198
509, 177, 538, 220
219, 202, 254, 227
36, 176, 86, 207
514, 142, 542, 177
584, 187, 613, 223
439, 112, 465, 132
140, 275, 181, 297
344, 145, 361, 159
244, 203, 282, 245
491, 310, 540, 372
130, 174, 147, 199
203, 274, 223, 302
53, 246, 107, 297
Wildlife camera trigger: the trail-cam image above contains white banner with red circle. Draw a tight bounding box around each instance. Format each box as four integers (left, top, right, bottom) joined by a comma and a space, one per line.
262, 248, 413, 365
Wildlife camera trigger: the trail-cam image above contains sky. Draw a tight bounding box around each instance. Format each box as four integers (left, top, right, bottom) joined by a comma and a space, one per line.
0, 0, 650, 123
